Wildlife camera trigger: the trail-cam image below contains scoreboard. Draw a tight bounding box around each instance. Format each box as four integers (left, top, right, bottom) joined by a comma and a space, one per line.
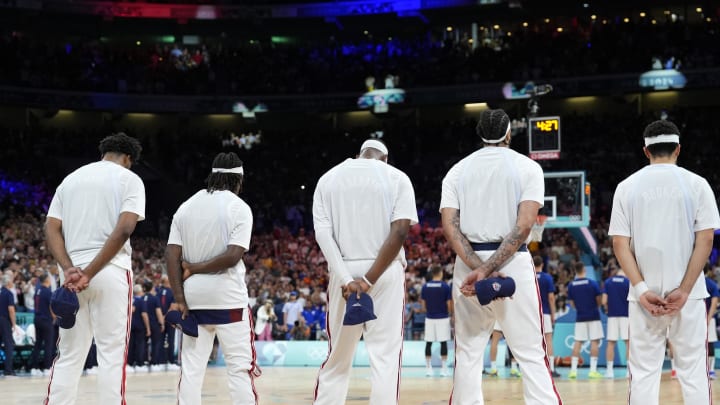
528, 116, 561, 160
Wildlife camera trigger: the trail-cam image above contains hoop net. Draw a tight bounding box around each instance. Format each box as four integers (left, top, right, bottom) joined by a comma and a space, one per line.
530, 215, 548, 242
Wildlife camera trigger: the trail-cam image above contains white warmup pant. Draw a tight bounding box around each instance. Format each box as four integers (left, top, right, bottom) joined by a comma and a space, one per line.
45, 264, 132, 405
628, 299, 711, 405
451, 251, 562, 405
314, 260, 405, 405
178, 316, 257, 405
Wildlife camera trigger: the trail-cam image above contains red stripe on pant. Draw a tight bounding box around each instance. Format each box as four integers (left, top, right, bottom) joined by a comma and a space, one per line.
248, 305, 259, 405
532, 265, 563, 405
120, 270, 132, 405
313, 289, 333, 401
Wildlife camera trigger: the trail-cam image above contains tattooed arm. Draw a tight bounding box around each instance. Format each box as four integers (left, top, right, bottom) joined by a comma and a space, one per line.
441, 208, 484, 269
460, 200, 541, 295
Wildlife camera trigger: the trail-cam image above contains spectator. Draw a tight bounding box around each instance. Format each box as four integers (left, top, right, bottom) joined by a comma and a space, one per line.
254, 300, 276, 341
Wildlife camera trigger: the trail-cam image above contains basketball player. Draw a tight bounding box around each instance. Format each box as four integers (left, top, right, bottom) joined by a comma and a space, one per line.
156, 275, 178, 369
0, 274, 16, 377
44, 132, 145, 403
602, 269, 630, 378
313, 139, 417, 405
420, 264, 453, 377
30, 274, 55, 376
143, 281, 165, 372
534, 255, 560, 377
609, 120, 719, 405
487, 323, 521, 377
440, 109, 561, 404
704, 265, 718, 379
166, 152, 259, 405
567, 262, 603, 379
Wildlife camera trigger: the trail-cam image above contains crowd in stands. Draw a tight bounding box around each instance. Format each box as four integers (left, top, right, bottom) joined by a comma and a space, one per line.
1, 16, 718, 95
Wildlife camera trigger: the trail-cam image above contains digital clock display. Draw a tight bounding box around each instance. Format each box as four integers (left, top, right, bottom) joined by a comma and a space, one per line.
528, 116, 561, 160
534, 119, 559, 132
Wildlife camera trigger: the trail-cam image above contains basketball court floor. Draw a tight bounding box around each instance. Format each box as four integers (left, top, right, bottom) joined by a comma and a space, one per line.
2, 365, 714, 404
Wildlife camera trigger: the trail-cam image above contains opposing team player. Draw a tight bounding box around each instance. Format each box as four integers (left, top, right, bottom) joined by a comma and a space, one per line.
567, 262, 603, 379
166, 152, 259, 405
45, 132, 145, 404
704, 265, 719, 379
440, 109, 561, 404
610, 120, 720, 405
313, 139, 417, 405
534, 255, 560, 377
602, 268, 630, 378
420, 264, 453, 377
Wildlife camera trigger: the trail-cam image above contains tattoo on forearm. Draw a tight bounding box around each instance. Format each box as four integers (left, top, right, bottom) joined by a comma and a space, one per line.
450, 210, 484, 269
483, 225, 524, 275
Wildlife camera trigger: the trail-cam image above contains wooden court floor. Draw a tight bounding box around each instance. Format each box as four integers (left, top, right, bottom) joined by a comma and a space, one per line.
2, 366, 717, 404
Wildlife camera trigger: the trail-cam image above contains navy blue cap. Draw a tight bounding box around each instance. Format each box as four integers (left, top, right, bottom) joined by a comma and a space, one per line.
343, 292, 377, 326
50, 287, 79, 329
165, 310, 199, 337
475, 277, 516, 305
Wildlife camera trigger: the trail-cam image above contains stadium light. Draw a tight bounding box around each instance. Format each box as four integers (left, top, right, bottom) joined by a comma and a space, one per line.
464, 103, 488, 109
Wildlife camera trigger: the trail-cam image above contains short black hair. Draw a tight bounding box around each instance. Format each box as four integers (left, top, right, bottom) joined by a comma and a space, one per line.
99, 132, 142, 162
206, 152, 244, 194
643, 120, 680, 158
476, 109, 511, 144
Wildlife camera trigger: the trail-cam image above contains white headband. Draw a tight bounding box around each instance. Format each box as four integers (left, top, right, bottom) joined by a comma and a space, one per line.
481, 122, 512, 144
212, 167, 244, 175
644, 134, 680, 146
360, 139, 389, 155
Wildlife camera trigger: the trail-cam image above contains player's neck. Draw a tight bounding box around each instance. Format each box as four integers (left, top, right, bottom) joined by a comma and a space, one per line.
648, 157, 677, 165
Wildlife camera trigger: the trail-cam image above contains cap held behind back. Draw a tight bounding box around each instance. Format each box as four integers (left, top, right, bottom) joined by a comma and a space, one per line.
165, 310, 199, 338
475, 277, 516, 305
50, 287, 80, 329
343, 292, 378, 326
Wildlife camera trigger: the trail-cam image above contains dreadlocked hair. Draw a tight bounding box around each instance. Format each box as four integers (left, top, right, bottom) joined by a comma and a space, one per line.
206, 152, 244, 194
643, 120, 680, 157
99, 132, 142, 162
476, 109, 511, 144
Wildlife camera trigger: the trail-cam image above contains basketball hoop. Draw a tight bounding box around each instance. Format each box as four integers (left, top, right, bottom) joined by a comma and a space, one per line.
530, 215, 547, 242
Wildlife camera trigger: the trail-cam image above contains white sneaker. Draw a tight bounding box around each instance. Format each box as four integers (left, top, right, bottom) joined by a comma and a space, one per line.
125, 365, 136, 374
30, 369, 42, 376
135, 365, 149, 373
425, 368, 433, 377
166, 363, 180, 371
42, 369, 52, 376
440, 368, 451, 377
85, 367, 98, 375
604, 370, 614, 379
150, 364, 165, 372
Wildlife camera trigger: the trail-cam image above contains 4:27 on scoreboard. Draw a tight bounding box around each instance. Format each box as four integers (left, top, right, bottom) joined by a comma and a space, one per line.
529, 116, 561, 160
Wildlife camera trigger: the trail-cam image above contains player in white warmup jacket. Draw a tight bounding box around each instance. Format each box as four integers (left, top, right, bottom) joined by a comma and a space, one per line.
440, 109, 561, 405
166, 152, 259, 405
609, 120, 719, 405
45, 133, 146, 405
313, 139, 417, 405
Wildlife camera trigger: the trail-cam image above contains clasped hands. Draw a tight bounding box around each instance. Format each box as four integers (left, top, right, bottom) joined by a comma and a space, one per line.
639, 288, 689, 317
459, 265, 503, 297
341, 278, 372, 300
63, 266, 90, 292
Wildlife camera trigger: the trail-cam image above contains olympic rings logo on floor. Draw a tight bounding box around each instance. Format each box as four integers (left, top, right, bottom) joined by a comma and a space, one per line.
306, 348, 329, 360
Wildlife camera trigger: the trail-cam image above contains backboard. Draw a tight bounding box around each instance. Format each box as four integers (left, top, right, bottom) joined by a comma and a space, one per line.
542, 171, 590, 228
